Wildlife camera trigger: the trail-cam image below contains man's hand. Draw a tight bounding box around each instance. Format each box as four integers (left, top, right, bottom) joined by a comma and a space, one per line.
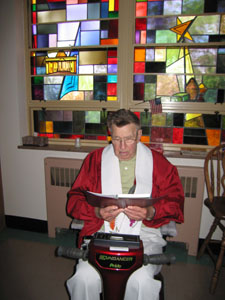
95, 206, 124, 222
124, 205, 155, 221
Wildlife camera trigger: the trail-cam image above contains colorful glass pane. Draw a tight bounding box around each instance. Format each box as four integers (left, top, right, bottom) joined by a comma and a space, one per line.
31, 48, 117, 101
32, 0, 119, 48
33, 110, 224, 146
133, 46, 225, 103
135, 14, 224, 45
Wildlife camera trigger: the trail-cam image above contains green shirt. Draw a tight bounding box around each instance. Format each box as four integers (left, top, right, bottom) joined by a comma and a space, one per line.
119, 156, 136, 193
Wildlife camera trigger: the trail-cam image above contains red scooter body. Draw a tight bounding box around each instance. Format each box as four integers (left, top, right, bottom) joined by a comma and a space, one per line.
88, 233, 143, 300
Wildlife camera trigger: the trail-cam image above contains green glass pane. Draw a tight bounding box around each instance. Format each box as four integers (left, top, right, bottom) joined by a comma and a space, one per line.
166, 49, 180, 67
222, 116, 225, 129
203, 76, 225, 89
108, 12, 118, 18
155, 30, 176, 43
32, 4, 36, 12
37, 4, 49, 11
203, 89, 218, 103
85, 111, 101, 123
152, 114, 167, 126
183, 0, 204, 14
140, 111, 151, 126
85, 123, 107, 135
189, 15, 220, 35
37, 24, 57, 34
73, 111, 85, 134
79, 76, 93, 90
166, 113, 173, 126
144, 83, 156, 100
33, 77, 43, 84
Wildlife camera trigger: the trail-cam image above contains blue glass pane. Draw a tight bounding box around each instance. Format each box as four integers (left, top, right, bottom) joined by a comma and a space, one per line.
88, 3, 100, 19
48, 2, 66, 10
101, 30, 108, 38
81, 31, 100, 46
81, 20, 100, 31
67, 4, 87, 21
44, 85, 61, 100
108, 75, 117, 83
60, 76, 78, 99
147, 2, 163, 16
75, 27, 81, 46
108, 64, 117, 73
101, 3, 108, 18
36, 67, 46, 75
37, 34, 48, 48
134, 75, 145, 83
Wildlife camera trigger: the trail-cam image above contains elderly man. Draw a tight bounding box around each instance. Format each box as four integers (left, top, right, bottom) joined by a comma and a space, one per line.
66, 109, 184, 300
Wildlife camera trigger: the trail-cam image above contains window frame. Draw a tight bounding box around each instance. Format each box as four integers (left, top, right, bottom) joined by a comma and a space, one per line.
24, 0, 225, 150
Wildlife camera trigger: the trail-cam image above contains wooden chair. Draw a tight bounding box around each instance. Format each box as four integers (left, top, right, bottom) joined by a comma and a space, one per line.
197, 143, 225, 294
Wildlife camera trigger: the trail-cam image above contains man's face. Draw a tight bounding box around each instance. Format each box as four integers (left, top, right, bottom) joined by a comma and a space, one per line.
111, 123, 142, 161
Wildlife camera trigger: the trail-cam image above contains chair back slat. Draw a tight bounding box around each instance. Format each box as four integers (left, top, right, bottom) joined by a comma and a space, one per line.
204, 144, 225, 202
222, 150, 225, 197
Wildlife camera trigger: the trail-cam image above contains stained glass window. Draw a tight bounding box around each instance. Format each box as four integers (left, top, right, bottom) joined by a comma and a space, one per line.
32, 0, 119, 48
133, 0, 225, 146
33, 109, 225, 146
30, 0, 119, 102
27, 1, 225, 148
31, 49, 117, 101
34, 110, 108, 140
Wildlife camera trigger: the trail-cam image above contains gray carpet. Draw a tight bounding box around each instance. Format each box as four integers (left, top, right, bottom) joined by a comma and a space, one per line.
0, 229, 224, 300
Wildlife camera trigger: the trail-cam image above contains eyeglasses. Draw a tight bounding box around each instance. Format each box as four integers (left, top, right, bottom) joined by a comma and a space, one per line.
111, 136, 137, 144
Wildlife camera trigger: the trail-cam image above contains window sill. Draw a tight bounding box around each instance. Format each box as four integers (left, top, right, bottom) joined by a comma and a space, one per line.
18, 144, 207, 159
18, 144, 98, 153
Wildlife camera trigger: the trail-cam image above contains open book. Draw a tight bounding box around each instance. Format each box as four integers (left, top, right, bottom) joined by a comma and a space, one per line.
84, 191, 165, 209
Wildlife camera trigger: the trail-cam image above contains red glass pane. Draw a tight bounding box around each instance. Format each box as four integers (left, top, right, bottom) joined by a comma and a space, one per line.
136, 18, 146, 30
136, 2, 147, 17
32, 12, 37, 24
151, 127, 172, 143
134, 112, 141, 119
108, 49, 117, 57
172, 128, 183, 144
107, 83, 117, 95
134, 62, 145, 73
97, 136, 107, 140
115, 0, 119, 11
108, 57, 117, 64
221, 130, 225, 142
108, 20, 118, 38
32, 35, 37, 48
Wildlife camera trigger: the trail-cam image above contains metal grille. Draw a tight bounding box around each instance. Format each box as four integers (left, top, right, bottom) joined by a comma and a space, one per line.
50, 166, 80, 187
180, 176, 198, 198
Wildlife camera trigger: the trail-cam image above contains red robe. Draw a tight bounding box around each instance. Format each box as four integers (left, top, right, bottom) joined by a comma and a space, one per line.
67, 147, 184, 246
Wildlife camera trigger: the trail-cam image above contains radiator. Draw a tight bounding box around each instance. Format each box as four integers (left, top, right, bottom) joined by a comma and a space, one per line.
44, 157, 83, 238
44, 158, 204, 256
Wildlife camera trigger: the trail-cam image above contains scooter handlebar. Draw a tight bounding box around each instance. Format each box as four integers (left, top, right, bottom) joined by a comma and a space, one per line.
56, 246, 88, 261
56, 246, 175, 265
143, 253, 176, 265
